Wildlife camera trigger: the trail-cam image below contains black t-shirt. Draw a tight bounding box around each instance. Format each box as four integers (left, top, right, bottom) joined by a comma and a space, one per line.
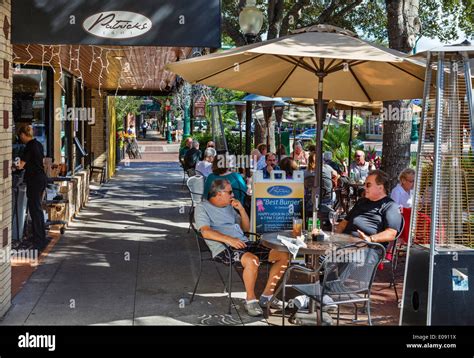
344, 196, 402, 239
184, 148, 202, 170
20, 139, 46, 183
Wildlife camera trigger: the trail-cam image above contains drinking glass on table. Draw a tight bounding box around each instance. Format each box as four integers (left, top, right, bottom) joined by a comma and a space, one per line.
329, 211, 339, 235
292, 218, 303, 237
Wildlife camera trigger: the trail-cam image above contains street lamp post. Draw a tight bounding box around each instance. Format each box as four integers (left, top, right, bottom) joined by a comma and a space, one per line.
165, 99, 172, 144
239, 0, 264, 45
239, 0, 263, 177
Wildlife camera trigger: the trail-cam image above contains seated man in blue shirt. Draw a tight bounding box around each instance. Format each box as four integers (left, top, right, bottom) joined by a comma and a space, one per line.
195, 179, 289, 317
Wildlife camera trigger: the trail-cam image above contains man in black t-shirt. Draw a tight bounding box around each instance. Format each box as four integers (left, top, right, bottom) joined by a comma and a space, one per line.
335, 170, 402, 246
17, 125, 49, 251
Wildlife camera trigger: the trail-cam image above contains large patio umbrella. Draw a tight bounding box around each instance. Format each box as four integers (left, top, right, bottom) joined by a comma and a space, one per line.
167, 24, 425, 205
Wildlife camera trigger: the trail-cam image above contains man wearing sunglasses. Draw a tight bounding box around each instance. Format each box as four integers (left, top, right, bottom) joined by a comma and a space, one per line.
195, 179, 289, 317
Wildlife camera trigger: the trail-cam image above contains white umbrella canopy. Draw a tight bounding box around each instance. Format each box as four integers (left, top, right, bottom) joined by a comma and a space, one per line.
290, 98, 384, 113
167, 24, 426, 197
253, 105, 316, 125
167, 25, 425, 102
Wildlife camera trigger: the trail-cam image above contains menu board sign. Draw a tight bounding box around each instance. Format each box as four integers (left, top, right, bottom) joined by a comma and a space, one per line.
252, 171, 305, 234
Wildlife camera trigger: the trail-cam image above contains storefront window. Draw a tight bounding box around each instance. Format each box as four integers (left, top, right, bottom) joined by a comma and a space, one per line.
74, 80, 84, 169
13, 67, 50, 158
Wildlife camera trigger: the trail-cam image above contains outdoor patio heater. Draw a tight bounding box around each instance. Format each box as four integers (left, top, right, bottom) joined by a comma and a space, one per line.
401, 46, 474, 325
208, 103, 229, 155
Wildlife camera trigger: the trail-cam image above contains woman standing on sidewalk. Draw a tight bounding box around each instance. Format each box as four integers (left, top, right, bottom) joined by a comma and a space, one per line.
16, 125, 49, 251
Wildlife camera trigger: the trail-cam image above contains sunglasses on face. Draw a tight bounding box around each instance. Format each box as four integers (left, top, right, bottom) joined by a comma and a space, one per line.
221, 190, 233, 195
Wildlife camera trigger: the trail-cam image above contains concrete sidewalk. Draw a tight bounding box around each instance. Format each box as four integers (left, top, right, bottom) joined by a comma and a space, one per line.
1, 160, 267, 326
2, 145, 402, 326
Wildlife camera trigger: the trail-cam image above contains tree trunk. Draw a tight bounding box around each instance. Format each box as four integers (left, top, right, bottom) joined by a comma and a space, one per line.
380, 100, 413, 189
382, 0, 421, 189
386, 0, 421, 53
267, 0, 285, 40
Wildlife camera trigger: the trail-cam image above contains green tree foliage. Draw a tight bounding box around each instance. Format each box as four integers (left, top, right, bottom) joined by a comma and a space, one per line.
323, 124, 364, 165
222, 0, 473, 47
115, 96, 142, 130
207, 87, 246, 128
192, 129, 247, 154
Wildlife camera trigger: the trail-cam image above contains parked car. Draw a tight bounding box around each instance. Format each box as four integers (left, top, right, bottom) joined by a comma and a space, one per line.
295, 128, 316, 141
193, 119, 208, 132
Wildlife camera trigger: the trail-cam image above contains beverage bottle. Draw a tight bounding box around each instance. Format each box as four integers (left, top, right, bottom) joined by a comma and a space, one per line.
316, 218, 321, 230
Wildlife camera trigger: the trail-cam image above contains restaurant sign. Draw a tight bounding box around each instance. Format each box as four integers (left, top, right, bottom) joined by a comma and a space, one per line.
82, 11, 152, 39
252, 171, 305, 234
12, 0, 221, 47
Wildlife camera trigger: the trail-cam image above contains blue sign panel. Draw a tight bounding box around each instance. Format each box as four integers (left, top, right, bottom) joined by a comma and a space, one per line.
12, 0, 221, 48
267, 185, 293, 197
255, 197, 303, 233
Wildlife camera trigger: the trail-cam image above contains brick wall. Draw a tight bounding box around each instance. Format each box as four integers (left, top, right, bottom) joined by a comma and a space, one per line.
90, 89, 107, 178
0, 0, 12, 318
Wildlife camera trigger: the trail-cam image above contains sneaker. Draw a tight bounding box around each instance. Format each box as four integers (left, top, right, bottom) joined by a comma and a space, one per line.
322, 295, 338, 313
259, 296, 287, 310
244, 300, 263, 317
286, 299, 300, 324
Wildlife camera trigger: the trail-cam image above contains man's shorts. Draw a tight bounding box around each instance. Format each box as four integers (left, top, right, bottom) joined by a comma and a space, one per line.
213, 241, 271, 266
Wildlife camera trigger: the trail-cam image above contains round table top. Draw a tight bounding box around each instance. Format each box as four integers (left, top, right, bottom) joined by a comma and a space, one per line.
260, 230, 362, 255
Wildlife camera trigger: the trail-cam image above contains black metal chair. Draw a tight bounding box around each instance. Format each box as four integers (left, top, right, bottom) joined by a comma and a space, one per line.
189, 224, 262, 315
381, 216, 405, 301
281, 241, 385, 326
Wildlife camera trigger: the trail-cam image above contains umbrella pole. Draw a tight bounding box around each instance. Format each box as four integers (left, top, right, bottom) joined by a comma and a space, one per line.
239, 113, 243, 155
314, 69, 325, 215
278, 121, 282, 162
245, 100, 253, 177
348, 106, 354, 163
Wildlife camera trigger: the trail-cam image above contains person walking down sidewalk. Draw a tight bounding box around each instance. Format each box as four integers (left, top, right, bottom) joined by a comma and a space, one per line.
126, 124, 141, 159
141, 120, 149, 139
195, 179, 290, 317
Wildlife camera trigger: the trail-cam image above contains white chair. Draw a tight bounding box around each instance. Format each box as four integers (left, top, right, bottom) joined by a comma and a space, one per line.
186, 175, 205, 232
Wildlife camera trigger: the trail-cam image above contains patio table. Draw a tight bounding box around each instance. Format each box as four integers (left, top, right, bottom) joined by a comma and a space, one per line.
260, 230, 362, 324
260, 230, 360, 256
